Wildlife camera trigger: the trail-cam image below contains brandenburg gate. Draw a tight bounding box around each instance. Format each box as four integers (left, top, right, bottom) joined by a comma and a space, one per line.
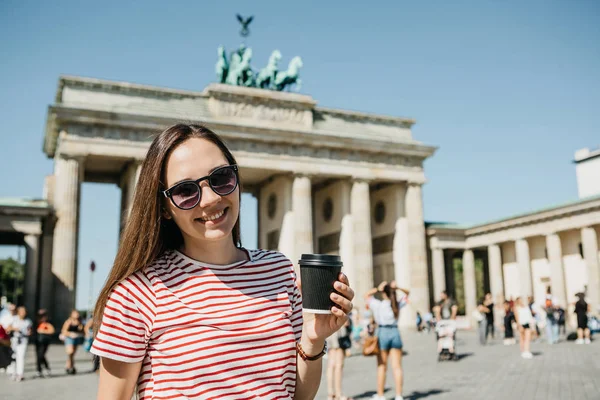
42, 75, 436, 325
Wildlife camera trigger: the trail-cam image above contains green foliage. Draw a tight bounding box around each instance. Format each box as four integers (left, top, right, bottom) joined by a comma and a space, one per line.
452, 258, 466, 315
474, 258, 485, 303
0, 257, 25, 305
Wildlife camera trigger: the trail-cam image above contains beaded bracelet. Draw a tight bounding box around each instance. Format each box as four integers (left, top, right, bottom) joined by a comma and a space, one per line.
296, 341, 327, 361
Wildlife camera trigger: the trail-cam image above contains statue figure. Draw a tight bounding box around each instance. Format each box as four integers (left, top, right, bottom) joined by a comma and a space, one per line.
215, 46, 229, 84
226, 46, 254, 86
273, 56, 303, 91
236, 14, 253, 38
256, 50, 282, 89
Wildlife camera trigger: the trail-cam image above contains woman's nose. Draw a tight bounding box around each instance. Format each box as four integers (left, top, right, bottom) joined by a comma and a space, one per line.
199, 182, 221, 208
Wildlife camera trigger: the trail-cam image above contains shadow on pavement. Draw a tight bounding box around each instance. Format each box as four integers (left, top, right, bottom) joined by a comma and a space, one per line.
407, 388, 447, 399
455, 352, 474, 361
353, 388, 391, 399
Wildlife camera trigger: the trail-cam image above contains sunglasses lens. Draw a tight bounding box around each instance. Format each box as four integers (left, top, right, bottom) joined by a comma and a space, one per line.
210, 167, 238, 195
171, 183, 200, 209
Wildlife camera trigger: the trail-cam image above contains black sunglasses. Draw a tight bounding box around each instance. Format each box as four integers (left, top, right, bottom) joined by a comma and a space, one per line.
162, 165, 239, 210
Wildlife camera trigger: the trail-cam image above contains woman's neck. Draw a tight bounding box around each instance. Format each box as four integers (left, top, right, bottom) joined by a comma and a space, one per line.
181, 236, 246, 265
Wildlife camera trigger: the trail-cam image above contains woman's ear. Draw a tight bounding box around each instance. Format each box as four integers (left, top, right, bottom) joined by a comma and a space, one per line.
161, 206, 173, 220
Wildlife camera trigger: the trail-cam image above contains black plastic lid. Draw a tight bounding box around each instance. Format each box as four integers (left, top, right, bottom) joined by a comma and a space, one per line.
298, 254, 343, 267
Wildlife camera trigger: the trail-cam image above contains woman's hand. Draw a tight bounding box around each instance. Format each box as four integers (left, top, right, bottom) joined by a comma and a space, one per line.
377, 281, 387, 292
300, 273, 355, 347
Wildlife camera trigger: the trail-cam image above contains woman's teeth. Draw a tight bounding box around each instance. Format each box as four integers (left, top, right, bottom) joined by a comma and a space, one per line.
201, 209, 225, 222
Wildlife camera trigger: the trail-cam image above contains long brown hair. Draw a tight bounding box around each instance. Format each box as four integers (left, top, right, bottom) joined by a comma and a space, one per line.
93, 124, 242, 333
383, 284, 399, 319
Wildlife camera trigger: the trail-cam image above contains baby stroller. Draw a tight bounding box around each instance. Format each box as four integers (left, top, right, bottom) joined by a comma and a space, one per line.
436, 319, 457, 361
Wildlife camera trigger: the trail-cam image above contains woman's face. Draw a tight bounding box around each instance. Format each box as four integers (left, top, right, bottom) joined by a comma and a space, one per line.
17, 307, 26, 318
71, 311, 79, 320
164, 138, 240, 245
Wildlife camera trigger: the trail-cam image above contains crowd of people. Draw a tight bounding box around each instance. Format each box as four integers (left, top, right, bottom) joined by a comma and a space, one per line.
0, 304, 98, 382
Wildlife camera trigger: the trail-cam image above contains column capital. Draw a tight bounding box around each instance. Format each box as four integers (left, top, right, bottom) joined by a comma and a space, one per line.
349, 176, 371, 185
56, 153, 85, 164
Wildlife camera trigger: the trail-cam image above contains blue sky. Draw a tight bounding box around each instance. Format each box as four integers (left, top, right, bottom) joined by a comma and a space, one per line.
0, 0, 598, 309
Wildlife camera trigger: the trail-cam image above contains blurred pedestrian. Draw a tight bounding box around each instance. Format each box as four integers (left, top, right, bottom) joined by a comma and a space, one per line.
574, 293, 591, 344
326, 318, 353, 400
60, 310, 84, 374
36, 309, 55, 377
502, 300, 516, 345
476, 295, 492, 345
8, 306, 32, 381
515, 297, 533, 359
0, 303, 16, 375
365, 280, 409, 400
483, 292, 494, 339
543, 297, 559, 345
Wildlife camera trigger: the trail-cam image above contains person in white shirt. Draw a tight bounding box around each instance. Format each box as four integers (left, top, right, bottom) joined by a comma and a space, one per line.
514, 297, 533, 359
365, 281, 410, 400
7, 306, 32, 381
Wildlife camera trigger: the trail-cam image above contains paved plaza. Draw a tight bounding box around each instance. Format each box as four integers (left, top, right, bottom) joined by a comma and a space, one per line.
1, 331, 599, 399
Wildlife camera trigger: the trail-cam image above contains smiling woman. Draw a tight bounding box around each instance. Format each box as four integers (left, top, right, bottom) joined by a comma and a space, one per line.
90, 123, 355, 400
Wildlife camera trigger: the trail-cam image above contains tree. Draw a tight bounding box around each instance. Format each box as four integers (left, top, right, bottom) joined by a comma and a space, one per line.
0, 257, 25, 306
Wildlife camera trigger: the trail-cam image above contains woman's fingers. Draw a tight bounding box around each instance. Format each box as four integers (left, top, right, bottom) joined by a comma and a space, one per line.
330, 292, 353, 314
331, 305, 347, 317
334, 273, 355, 302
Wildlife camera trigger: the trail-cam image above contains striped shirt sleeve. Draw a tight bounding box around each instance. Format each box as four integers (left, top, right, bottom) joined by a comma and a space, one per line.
91, 272, 155, 363
290, 268, 303, 342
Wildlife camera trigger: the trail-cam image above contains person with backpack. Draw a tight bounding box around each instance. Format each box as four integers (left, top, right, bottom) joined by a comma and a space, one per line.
35, 310, 55, 377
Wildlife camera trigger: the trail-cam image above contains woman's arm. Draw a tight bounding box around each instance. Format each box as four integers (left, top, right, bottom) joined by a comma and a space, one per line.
60, 320, 70, 336
97, 358, 142, 400
364, 287, 379, 300
294, 333, 325, 400
294, 274, 354, 400
390, 281, 410, 296
478, 305, 490, 313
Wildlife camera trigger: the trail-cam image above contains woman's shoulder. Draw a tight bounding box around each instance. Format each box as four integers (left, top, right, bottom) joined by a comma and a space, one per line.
249, 249, 294, 264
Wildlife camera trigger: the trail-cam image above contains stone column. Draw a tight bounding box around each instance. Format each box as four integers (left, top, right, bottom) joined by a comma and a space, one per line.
515, 238, 533, 298
292, 175, 314, 265
546, 233, 566, 308
463, 249, 477, 324
405, 183, 429, 322
24, 234, 40, 314
51, 156, 82, 324
339, 181, 355, 295
350, 180, 373, 311
581, 227, 600, 310
392, 184, 411, 327
39, 219, 55, 311
432, 248, 446, 302
487, 244, 504, 329
488, 244, 504, 302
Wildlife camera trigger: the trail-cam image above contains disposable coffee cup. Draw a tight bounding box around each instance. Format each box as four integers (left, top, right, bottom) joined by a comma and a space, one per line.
298, 254, 343, 314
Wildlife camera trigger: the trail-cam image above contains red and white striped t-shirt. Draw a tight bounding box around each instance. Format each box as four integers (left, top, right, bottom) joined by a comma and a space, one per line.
91, 249, 303, 400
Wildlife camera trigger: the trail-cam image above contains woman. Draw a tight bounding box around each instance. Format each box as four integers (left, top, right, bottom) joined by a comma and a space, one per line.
91, 124, 354, 400
514, 297, 533, 359
36, 310, 55, 377
365, 280, 410, 400
60, 310, 84, 374
8, 306, 32, 381
502, 300, 516, 345
574, 293, 591, 344
476, 297, 491, 345
326, 318, 353, 400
